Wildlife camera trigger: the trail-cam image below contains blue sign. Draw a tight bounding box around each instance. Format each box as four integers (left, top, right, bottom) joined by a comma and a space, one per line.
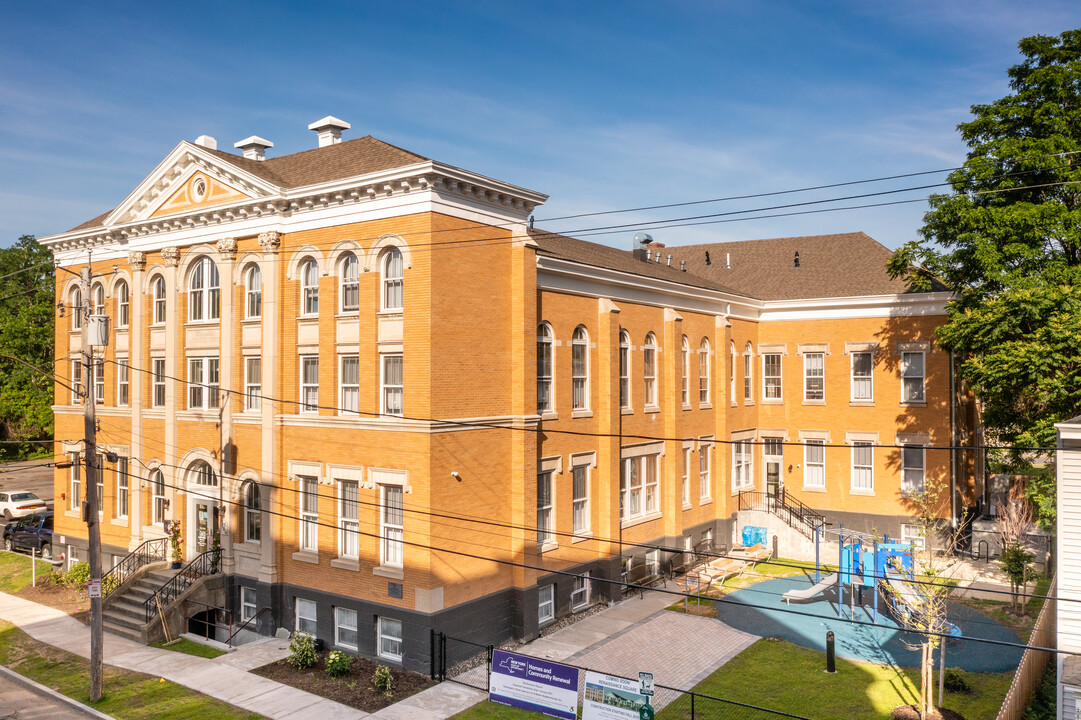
489, 649, 580, 720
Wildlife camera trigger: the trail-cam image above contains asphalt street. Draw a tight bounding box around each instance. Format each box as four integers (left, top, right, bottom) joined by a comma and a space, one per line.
0, 671, 91, 720
0, 459, 55, 534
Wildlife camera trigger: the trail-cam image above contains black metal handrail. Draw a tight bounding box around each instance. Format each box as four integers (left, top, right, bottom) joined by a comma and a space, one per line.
738, 490, 825, 538
102, 537, 169, 599
780, 488, 826, 530
226, 606, 273, 647
143, 549, 221, 625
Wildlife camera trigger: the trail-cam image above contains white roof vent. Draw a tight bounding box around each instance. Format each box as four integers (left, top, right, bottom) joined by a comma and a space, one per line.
234, 135, 274, 161
194, 135, 218, 150
308, 116, 350, 147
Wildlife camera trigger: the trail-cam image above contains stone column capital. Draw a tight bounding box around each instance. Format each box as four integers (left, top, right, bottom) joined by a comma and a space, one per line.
216, 237, 238, 261
257, 231, 281, 251
128, 251, 147, 271
161, 247, 181, 266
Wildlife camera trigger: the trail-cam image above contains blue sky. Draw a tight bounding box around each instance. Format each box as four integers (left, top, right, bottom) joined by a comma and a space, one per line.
1, 1, 1078, 250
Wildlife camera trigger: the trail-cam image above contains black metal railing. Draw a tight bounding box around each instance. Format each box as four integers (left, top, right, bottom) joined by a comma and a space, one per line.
102, 537, 169, 599
143, 549, 221, 624
226, 606, 273, 647
738, 490, 825, 538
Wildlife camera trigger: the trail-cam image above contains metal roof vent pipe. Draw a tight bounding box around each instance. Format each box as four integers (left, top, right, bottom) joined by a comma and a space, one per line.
793, 251, 801, 269
725, 252, 731, 270
633, 232, 653, 261
680, 260, 686, 272
654, 252, 661, 263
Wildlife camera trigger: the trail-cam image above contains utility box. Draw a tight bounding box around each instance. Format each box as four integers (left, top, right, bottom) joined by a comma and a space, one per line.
85, 314, 110, 347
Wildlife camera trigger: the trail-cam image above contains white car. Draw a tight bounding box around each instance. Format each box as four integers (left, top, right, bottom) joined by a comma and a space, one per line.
0, 491, 48, 521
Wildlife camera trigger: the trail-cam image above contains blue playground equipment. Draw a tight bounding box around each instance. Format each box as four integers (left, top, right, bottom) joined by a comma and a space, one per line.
784, 524, 962, 638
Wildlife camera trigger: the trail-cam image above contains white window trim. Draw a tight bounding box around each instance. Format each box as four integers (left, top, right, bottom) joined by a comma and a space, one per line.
901, 444, 926, 495
187, 256, 220, 323
240, 587, 257, 622
803, 352, 825, 403
571, 463, 590, 536
537, 323, 554, 415
680, 336, 690, 407
681, 443, 691, 508
762, 352, 783, 403
699, 438, 714, 500
698, 339, 711, 407
300, 258, 319, 317
732, 438, 753, 491
298, 476, 319, 554
850, 350, 874, 403
339, 355, 359, 416
619, 331, 631, 410
151, 469, 166, 525
743, 343, 753, 404
339, 253, 360, 314
295, 597, 317, 635
187, 356, 220, 411
152, 276, 167, 325
244, 357, 261, 412
380, 484, 404, 568
335, 606, 358, 650
850, 441, 875, 494
900, 350, 927, 405
643, 334, 658, 409
244, 481, 261, 544
571, 573, 590, 610
300, 356, 319, 413
572, 326, 590, 412
537, 470, 555, 549
116, 358, 129, 407
381, 353, 403, 417
151, 358, 165, 408
245, 265, 262, 320
71, 359, 83, 405
381, 247, 404, 312
337, 479, 360, 560
116, 457, 129, 519
117, 281, 129, 328
377, 616, 403, 661
620, 453, 660, 524
538, 585, 555, 625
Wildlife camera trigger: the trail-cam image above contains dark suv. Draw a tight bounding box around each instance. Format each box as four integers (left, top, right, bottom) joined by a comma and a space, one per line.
3, 512, 53, 559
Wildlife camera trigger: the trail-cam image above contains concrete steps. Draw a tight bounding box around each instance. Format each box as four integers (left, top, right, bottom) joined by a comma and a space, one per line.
102, 567, 179, 642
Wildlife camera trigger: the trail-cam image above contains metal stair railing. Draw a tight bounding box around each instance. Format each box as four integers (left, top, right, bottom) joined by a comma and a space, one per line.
101, 537, 169, 599
738, 490, 825, 538
143, 549, 221, 625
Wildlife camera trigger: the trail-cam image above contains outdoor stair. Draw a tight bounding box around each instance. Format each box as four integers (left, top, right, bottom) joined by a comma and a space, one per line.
102, 567, 180, 642
737, 489, 826, 540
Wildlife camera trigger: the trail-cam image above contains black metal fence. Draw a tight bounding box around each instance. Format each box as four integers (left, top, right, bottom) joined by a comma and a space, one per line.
434, 633, 816, 720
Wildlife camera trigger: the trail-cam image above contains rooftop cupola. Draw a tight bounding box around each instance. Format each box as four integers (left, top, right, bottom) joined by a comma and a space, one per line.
234, 135, 274, 161
308, 116, 351, 147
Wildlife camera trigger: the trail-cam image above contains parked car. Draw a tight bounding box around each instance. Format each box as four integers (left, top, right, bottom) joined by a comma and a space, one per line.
0, 490, 48, 521
3, 512, 53, 559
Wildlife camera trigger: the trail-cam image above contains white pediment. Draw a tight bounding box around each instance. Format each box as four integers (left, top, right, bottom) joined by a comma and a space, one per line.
102, 142, 282, 228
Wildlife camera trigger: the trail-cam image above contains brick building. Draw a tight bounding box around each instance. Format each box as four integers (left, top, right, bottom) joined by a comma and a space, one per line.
39, 119, 978, 669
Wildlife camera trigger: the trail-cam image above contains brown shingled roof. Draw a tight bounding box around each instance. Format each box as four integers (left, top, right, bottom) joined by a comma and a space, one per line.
667, 233, 920, 300
63, 136, 430, 233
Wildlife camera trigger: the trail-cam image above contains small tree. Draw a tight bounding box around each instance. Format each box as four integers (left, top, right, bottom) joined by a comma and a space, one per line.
995, 495, 1035, 614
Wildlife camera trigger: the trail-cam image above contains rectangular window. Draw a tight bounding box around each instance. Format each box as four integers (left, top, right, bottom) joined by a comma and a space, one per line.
732, 441, 752, 490
301, 357, 319, 413
118, 290, 129, 327
295, 598, 317, 635
538, 585, 554, 624
537, 331, 553, 413
189, 358, 203, 410
743, 351, 752, 402
381, 485, 404, 568
901, 351, 925, 403
699, 347, 709, 404
70, 453, 81, 509
338, 480, 359, 560
240, 587, 257, 622
382, 354, 403, 416
699, 444, 712, 499
571, 573, 590, 609
572, 339, 588, 410
851, 352, 873, 402
805, 440, 825, 488
620, 454, 659, 521
851, 442, 874, 492
619, 339, 630, 408
537, 471, 553, 545
187, 358, 219, 411
245, 357, 261, 412
572, 465, 589, 534
902, 445, 925, 494
377, 617, 402, 661
152, 358, 165, 408
340, 356, 359, 415
335, 607, 358, 650
116, 458, 129, 518
763, 354, 782, 400
299, 476, 318, 553
681, 447, 690, 506
152, 474, 165, 525
72, 360, 82, 404
643, 343, 656, 406
94, 358, 105, 404
117, 360, 129, 406
901, 523, 926, 551
804, 353, 825, 401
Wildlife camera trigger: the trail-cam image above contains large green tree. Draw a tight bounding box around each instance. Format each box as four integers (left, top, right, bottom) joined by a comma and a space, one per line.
889, 30, 1081, 469
0, 235, 55, 459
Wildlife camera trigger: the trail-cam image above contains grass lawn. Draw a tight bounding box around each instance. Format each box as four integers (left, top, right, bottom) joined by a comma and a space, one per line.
0, 620, 262, 719
0, 551, 56, 593
451, 700, 545, 719
956, 574, 1051, 644
153, 637, 227, 659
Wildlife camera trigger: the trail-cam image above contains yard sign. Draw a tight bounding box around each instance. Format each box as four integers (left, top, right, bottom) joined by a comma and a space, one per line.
489, 649, 579, 720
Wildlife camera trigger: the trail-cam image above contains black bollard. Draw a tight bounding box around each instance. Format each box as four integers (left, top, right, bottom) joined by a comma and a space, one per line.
825, 631, 836, 673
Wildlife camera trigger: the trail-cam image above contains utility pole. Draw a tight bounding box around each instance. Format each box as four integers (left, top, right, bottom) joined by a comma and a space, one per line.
80, 264, 105, 702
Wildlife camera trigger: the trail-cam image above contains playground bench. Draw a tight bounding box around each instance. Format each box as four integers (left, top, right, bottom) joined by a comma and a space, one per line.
624, 563, 665, 596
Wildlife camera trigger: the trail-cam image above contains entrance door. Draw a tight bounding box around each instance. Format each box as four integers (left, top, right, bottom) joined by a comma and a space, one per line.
763, 438, 783, 498
192, 500, 219, 557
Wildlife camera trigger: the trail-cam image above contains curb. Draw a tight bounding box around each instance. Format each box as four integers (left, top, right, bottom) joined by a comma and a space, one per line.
0, 663, 117, 720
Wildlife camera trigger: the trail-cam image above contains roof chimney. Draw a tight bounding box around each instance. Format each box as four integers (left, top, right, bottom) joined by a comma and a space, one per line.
194, 135, 218, 150
234, 135, 274, 161
308, 116, 350, 147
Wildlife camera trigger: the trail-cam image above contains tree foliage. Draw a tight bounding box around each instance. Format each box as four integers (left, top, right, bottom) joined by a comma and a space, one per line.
888, 29, 1081, 464
0, 235, 55, 459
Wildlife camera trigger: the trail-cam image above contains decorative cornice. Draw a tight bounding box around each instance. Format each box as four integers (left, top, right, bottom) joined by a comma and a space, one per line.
128, 251, 147, 271
258, 231, 281, 251
161, 247, 180, 266
216, 237, 238, 261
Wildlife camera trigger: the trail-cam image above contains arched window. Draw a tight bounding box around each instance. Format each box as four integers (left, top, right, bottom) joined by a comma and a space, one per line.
244, 482, 261, 543
382, 247, 403, 311
70, 287, 83, 330
92, 283, 105, 315
151, 469, 166, 525
116, 281, 129, 327
681, 336, 690, 406
744, 342, 753, 402
619, 330, 630, 409
340, 253, 359, 313
245, 265, 262, 319
537, 323, 553, 413
699, 338, 710, 404
643, 333, 657, 407
301, 258, 319, 315
188, 460, 217, 487
572, 325, 589, 411
189, 257, 220, 321
152, 276, 166, 324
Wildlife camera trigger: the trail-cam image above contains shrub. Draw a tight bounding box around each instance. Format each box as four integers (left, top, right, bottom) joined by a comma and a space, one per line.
373, 664, 394, 696
943, 667, 972, 694
325, 650, 353, 678
63, 561, 90, 588
288, 632, 318, 670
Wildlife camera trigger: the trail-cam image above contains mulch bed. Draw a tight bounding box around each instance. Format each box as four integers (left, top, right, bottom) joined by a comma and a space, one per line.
890, 706, 966, 720
252, 654, 435, 712
15, 574, 90, 623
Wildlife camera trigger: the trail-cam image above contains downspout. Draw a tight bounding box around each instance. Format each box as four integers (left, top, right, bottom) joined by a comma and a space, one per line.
949, 350, 957, 528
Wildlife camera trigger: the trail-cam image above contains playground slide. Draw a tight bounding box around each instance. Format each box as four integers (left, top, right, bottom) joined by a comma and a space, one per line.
885, 576, 962, 637
782, 573, 840, 604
